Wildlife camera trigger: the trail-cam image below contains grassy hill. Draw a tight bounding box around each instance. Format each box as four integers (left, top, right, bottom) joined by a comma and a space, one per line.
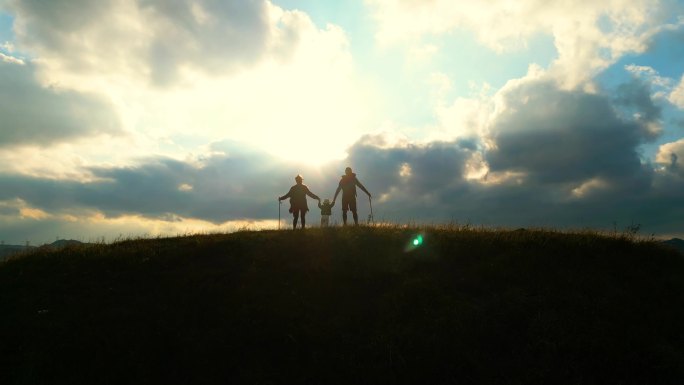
1, 226, 683, 385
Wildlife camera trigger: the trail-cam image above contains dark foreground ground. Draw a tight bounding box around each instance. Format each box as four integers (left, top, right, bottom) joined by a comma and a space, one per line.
1, 227, 683, 385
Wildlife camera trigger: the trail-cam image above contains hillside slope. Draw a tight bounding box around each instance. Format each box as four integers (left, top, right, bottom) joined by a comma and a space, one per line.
1, 227, 683, 385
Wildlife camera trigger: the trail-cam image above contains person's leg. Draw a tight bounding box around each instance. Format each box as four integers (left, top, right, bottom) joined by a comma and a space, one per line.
341, 199, 349, 225
292, 210, 299, 229
322, 215, 329, 227
301, 211, 306, 229
350, 199, 359, 225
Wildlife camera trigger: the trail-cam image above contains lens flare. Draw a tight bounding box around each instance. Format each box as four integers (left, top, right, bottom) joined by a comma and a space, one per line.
404, 233, 425, 252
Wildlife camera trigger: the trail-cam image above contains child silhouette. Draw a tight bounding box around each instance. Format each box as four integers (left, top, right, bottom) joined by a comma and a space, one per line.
318, 198, 335, 227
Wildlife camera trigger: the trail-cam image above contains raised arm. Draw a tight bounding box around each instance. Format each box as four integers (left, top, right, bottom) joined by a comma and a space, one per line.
356, 178, 371, 197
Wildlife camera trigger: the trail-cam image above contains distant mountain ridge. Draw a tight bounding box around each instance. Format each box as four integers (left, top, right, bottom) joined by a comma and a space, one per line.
0, 239, 83, 260
662, 238, 684, 254
49, 239, 84, 248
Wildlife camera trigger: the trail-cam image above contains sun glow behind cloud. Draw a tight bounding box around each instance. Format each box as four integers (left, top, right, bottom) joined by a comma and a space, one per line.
5, 1, 376, 166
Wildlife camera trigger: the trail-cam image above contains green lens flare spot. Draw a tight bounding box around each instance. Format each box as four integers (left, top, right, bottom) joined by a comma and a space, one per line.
404, 234, 425, 253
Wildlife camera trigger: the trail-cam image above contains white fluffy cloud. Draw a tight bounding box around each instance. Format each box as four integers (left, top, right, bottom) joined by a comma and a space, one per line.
656, 138, 684, 169
367, 0, 677, 87
669, 75, 684, 108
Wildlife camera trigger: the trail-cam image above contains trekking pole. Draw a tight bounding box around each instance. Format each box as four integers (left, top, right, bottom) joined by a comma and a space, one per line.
368, 196, 374, 225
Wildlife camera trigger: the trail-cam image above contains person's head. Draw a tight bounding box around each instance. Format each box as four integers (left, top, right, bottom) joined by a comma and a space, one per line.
323, 198, 330, 204
344, 167, 353, 175
295, 174, 303, 184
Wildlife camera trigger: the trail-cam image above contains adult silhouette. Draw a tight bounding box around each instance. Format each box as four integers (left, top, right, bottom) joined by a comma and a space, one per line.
279, 174, 320, 229
333, 167, 371, 226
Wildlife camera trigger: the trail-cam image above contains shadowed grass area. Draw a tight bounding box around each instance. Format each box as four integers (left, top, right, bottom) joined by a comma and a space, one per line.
1, 226, 683, 384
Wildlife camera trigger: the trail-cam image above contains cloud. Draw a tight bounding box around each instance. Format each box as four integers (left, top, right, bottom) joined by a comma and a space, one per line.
656, 138, 684, 174
367, 0, 680, 87
1, 112, 683, 244
486, 77, 657, 185
0, 51, 22, 64
0, 140, 343, 224
334, 73, 680, 232
0, 199, 278, 245
0, 59, 121, 147
3, 0, 371, 163
614, 78, 663, 123
669, 75, 684, 108
5, 0, 310, 86
9, 0, 269, 84
346, 134, 476, 200
1, 63, 673, 238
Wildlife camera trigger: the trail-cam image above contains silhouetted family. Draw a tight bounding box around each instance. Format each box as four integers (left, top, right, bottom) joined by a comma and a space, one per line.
278, 167, 371, 229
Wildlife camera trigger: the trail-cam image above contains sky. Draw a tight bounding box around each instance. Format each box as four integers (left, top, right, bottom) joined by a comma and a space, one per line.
1, 0, 684, 245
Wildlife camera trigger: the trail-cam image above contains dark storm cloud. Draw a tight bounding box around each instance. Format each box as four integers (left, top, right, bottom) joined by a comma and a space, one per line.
340, 79, 681, 234
0, 157, 271, 223
6, 0, 298, 85
346, 136, 476, 200
614, 78, 662, 123
0, 60, 121, 146
486, 79, 655, 185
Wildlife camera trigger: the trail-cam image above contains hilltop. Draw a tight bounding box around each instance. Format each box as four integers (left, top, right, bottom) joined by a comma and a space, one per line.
1, 226, 683, 385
